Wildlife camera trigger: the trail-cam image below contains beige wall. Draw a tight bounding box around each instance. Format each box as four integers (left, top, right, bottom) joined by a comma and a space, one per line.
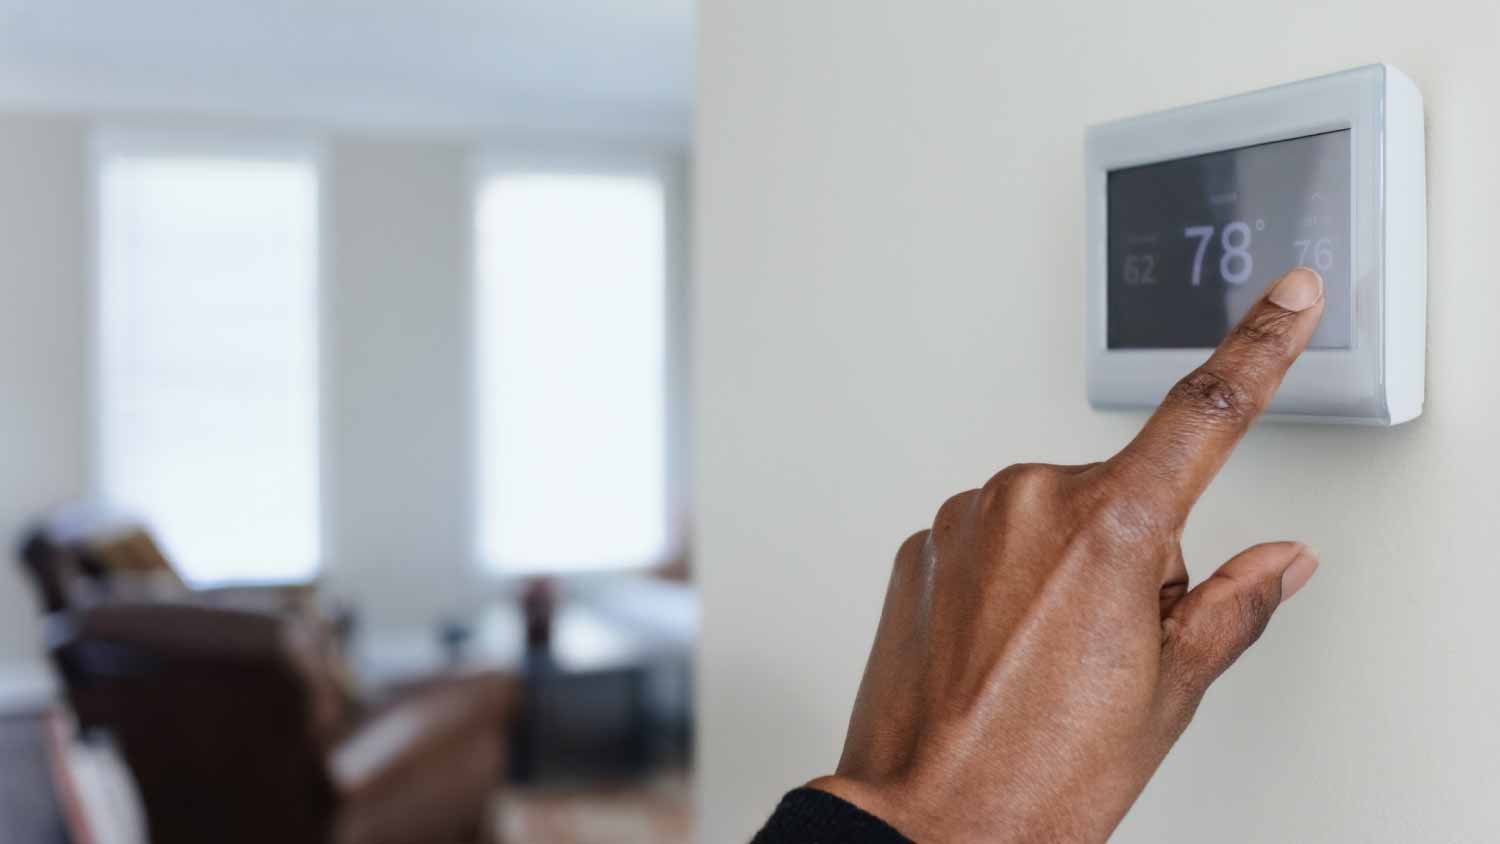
323, 138, 483, 626
695, 1, 1500, 840
0, 114, 88, 670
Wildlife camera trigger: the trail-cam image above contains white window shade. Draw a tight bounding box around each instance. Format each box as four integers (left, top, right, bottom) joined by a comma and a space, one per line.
475, 171, 669, 574
96, 152, 321, 585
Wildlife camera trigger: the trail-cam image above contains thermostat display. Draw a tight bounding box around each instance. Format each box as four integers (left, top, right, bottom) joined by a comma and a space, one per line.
1107, 131, 1351, 349
1085, 64, 1427, 425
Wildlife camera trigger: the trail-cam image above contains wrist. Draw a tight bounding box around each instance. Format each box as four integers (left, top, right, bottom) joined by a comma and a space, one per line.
805, 772, 1090, 844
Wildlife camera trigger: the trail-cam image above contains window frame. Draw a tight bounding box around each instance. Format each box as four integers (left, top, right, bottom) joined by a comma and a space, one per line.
467, 144, 691, 578
86, 124, 330, 585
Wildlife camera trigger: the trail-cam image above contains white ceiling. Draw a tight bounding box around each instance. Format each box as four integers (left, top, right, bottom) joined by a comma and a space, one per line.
0, 0, 694, 141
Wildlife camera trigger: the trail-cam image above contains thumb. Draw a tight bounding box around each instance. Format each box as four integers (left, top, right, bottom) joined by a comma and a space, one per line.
1158, 542, 1318, 719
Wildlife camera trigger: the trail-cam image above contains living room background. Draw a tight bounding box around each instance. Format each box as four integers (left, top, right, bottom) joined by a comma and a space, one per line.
0, 115, 691, 673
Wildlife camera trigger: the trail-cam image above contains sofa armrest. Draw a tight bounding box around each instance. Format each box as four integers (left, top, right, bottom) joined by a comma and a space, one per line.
55, 602, 287, 663
51, 602, 358, 740
194, 582, 319, 615
48, 603, 344, 840
328, 672, 516, 803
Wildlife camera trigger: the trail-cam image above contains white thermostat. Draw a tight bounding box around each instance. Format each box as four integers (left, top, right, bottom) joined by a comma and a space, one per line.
1085, 64, 1426, 425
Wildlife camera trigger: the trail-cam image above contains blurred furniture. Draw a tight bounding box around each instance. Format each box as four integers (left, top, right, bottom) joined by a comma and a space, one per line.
569, 575, 697, 764
0, 661, 57, 717
42, 706, 147, 844
0, 711, 72, 844
353, 578, 696, 782
49, 601, 517, 844
18, 502, 319, 617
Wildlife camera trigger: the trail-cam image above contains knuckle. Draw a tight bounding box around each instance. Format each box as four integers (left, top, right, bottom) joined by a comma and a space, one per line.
1227, 584, 1276, 653
1161, 629, 1212, 702
894, 530, 930, 557
932, 490, 979, 533
1167, 619, 1234, 693
1234, 303, 1299, 355
1166, 368, 1259, 424
892, 529, 932, 574
1178, 581, 1279, 683
978, 463, 1060, 514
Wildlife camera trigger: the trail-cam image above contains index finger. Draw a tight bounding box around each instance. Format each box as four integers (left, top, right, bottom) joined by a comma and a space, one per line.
1110, 267, 1326, 516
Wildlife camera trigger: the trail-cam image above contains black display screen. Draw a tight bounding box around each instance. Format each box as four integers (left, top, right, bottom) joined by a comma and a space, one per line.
1107, 130, 1351, 349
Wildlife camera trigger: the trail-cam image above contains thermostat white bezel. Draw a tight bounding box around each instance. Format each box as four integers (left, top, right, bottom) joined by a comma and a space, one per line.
1085, 64, 1426, 425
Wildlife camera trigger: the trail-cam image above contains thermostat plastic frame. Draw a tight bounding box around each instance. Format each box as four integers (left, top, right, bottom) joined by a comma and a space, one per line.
1085, 64, 1426, 425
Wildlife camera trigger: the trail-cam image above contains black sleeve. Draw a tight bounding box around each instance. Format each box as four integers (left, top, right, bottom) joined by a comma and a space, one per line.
752, 787, 913, 844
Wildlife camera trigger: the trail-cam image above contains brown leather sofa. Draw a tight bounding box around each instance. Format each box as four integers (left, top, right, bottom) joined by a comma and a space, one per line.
18, 506, 320, 617
20, 509, 519, 843
50, 601, 517, 844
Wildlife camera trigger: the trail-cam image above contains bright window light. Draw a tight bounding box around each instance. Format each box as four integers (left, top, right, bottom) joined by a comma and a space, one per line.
96, 151, 320, 584
475, 171, 669, 574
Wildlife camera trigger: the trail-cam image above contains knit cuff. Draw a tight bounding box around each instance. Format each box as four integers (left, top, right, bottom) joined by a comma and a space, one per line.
751, 787, 913, 844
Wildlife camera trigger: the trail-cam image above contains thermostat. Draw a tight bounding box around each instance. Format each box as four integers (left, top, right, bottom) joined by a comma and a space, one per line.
1085, 64, 1426, 425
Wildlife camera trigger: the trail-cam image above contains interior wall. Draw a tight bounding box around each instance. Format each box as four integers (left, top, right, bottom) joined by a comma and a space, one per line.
323, 137, 482, 627
0, 113, 88, 670
695, 1, 1500, 841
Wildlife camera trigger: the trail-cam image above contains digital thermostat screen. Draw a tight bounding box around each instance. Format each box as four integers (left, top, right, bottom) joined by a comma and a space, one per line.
1107, 130, 1351, 349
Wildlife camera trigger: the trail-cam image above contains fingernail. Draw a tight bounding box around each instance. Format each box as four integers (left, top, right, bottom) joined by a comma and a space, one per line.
1279, 548, 1320, 603
1267, 267, 1324, 312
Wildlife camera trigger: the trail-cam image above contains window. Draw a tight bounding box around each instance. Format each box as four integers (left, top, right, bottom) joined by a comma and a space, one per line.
96, 145, 320, 584
475, 169, 670, 574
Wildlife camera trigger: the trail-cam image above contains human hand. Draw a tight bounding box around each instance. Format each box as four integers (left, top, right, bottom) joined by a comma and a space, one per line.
808, 267, 1326, 842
